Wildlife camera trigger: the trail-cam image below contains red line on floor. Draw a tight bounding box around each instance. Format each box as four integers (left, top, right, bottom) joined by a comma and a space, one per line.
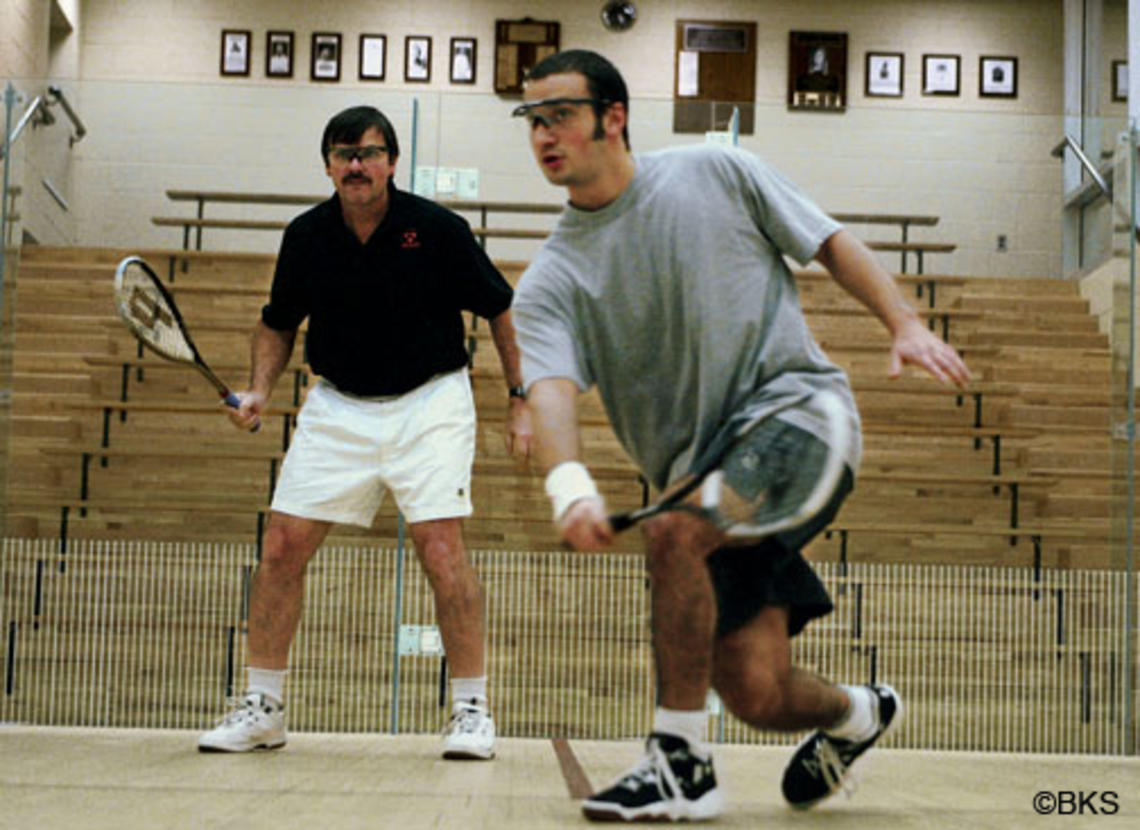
550, 737, 593, 800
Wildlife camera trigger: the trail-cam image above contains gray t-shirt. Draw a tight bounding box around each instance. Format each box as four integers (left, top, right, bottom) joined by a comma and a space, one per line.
513, 144, 862, 491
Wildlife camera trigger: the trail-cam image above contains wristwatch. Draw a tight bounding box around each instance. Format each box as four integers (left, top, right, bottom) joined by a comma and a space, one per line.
508, 385, 527, 400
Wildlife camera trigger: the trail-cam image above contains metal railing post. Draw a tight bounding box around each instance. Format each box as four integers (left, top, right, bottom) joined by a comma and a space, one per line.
389, 512, 407, 734
1, 83, 17, 320
1126, 125, 1137, 756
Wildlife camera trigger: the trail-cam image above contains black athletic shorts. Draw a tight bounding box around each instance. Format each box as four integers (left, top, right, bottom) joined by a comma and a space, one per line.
705, 466, 853, 639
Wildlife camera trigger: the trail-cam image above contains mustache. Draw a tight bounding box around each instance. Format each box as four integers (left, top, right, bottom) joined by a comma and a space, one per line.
342, 173, 372, 184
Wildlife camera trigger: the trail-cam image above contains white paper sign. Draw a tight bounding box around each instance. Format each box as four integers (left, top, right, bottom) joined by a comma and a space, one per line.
678, 51, 699, 97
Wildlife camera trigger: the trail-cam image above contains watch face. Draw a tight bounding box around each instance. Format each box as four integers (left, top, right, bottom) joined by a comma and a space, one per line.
600, 1, 637, 31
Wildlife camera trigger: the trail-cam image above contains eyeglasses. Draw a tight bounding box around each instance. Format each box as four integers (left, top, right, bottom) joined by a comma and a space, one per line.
328, 145, 389, 164
510, 97, 611, 130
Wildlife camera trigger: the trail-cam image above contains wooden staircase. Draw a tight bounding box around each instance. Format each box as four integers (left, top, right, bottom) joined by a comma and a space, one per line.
2, 246, 1125, 569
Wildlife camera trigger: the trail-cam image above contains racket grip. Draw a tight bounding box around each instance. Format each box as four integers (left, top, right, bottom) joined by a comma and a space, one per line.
223, 392, 262, 433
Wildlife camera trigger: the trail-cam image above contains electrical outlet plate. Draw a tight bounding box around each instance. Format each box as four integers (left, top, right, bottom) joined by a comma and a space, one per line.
397, 624, 444, 656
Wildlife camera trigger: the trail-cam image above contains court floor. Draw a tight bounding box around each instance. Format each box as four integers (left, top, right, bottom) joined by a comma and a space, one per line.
1, 726, 1137, 829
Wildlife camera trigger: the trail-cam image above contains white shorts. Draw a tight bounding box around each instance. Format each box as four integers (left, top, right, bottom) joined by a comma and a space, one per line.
271, 370, 476, 526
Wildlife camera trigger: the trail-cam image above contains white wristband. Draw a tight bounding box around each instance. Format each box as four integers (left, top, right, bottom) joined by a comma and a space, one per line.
544, 461, 600, 521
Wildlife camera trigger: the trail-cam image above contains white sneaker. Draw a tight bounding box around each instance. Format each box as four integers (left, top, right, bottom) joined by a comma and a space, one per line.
197, 692, 286, 753
442, 702, 496, 760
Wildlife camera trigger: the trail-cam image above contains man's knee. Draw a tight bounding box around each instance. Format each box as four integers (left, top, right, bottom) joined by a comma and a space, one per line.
260, 515, 326, 576
715, 660, 796, 726
642, 513, 722, 572
412, 520, 474, 586
712, 608, 795, 726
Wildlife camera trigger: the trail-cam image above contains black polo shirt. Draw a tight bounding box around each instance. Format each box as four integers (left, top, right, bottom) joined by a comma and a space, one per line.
262, 185, 513, 396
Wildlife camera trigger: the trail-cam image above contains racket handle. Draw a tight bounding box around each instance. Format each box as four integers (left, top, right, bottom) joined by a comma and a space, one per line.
223, 392, 262, 433
608, 513, 636, 533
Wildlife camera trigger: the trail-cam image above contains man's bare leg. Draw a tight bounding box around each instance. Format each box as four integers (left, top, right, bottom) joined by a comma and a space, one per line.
248, 511, 333, 668
410, 517, 495, 760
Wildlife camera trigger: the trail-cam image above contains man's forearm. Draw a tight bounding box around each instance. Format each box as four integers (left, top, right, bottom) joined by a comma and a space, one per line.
817, 228, 921, 337
528, 378, 583, 473
488, 309, 525, 389
249, 321, 296, 398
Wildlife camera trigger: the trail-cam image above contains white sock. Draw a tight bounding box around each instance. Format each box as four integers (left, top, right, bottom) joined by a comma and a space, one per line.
246, 667, 287, 706
825, 685, 877, 742
451, 676, 488, 710
653, 707, 709, 756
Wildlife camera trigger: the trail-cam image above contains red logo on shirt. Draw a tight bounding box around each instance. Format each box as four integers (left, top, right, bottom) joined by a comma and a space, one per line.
401, 229, 421, 249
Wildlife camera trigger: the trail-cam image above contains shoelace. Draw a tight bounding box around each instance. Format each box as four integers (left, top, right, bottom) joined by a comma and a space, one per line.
446, 706, 485, 736
217, 696, 258, 726
612, 741, 681, 799
615, 754, 660, 792
812, 739, 858, 799
218, 694, 278, 726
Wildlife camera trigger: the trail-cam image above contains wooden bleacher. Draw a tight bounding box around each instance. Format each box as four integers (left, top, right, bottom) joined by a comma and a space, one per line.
1, 198, 1123, 568
4, 216, 1132, 751
153, 190, 957, 274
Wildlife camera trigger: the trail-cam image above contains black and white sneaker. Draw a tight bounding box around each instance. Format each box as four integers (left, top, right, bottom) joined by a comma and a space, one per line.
781, 684, 902, 809
582, 733, 724, 822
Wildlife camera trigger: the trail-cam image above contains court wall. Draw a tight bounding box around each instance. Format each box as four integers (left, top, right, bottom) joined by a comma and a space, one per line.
1, 0, 1133, 276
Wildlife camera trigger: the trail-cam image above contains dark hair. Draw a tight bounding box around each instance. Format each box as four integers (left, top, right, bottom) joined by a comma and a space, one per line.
524, 49, 630, 149
320, 105, 400, 165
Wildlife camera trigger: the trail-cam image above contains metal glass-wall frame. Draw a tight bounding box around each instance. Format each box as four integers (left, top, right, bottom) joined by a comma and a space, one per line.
0, 81, 31, 539
0, 75, 1135, 752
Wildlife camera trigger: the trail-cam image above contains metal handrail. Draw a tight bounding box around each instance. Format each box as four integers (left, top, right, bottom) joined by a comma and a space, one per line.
1, 94, 48, 161
0, 85, 86, 161
47, 85, 86, 146
1051, 133, 1111, 201
1053, 133, 1140, 245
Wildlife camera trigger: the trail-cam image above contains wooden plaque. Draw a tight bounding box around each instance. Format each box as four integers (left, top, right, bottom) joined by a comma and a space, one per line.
494, 18, 560, 95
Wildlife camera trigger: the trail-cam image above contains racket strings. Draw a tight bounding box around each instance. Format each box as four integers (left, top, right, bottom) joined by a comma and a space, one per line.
114, 264, 196, 363
715, 420, 832, 526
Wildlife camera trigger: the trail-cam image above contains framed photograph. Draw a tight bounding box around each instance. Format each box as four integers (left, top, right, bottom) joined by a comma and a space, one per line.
359, 34, 387, 81
311, 32, 342, 82
405, 36, 432, 82
865, 51, 904, 97
788, 31, 848, 111
266, 31, 294, 78
922, 54, 960, 96
980, 56, 1017, 98
1113, 60, 1128, 102
450, 37, 477, 84
220, 29, 251, 77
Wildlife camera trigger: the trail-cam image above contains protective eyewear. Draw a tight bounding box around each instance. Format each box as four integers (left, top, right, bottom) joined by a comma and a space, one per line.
510, 97, 611, 129
328, 145, 389, 164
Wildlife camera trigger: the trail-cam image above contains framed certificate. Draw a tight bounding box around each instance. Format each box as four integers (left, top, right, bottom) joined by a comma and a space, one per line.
922, 54, 960, 96
220, 30, 251, 77
865, 52, 903, 98
450, 37, 476, 84
405, 36, 432, 82
311, 32, 342, 82
980, 56, 1017, 98
360, 34, 387, 81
